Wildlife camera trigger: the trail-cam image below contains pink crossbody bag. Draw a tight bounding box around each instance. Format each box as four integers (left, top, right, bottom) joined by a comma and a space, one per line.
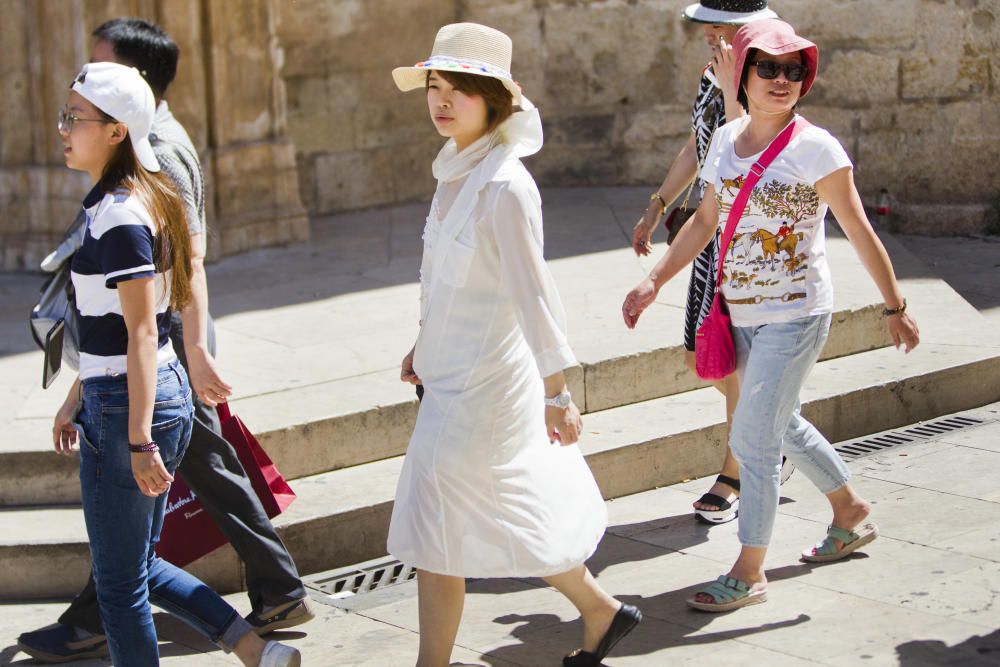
695, 117, 812, 380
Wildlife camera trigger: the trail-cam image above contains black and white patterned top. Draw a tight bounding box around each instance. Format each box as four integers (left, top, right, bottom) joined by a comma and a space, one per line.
71, 187, 176, 379
682, 66, 728, 352
692, 66, 727, 175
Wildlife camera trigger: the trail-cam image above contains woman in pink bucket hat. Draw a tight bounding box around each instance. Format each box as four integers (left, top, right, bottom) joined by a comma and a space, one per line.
624, 19, 919, 611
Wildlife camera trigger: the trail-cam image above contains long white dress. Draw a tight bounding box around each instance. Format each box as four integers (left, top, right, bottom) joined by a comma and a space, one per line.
387, 108, 607, 579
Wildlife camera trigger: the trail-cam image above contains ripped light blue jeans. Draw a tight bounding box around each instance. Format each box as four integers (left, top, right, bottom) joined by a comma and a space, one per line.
730, 313, 850, 548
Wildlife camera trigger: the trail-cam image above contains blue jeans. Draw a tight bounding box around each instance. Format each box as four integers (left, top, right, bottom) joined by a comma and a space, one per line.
730, 314, 851, 548
76, 361, 252, 665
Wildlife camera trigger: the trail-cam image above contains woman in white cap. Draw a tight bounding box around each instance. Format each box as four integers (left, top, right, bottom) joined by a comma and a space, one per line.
389, 23, 641, 667
54, 61, 300, 666
631, 0, 788, 526
623, 19, 919, 611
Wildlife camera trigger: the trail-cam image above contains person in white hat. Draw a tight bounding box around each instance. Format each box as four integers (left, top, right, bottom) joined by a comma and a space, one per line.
55, 61, 300, 667
629, 0, 793, 526
21, 19, 313, 665
388, 23, 641, 667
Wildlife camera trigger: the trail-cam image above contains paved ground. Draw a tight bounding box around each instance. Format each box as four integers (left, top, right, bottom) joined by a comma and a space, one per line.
2, 401, 999, 666
4, 188, 998, 457
894, 233, 1000, 327
1, 192, 997, 665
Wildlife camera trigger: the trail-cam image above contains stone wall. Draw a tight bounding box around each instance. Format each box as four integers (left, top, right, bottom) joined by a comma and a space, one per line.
0, 0, 309, 271
2, 0, 997, 271
283, 0, 999, 235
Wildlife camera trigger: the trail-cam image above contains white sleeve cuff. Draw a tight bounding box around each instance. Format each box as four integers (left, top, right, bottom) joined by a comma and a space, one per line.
535, 343, 578, 378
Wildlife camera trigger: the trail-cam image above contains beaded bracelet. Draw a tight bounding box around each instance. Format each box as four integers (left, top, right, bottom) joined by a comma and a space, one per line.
882, 299, 907, 317
128, 441, 159, 453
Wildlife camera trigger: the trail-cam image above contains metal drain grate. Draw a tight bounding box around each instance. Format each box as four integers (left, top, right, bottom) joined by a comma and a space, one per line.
835, 414, 986, 462
305, 556, 417, 607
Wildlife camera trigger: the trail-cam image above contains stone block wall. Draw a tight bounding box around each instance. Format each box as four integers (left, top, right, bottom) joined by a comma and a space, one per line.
284, 0, 998, 235
0, 0, 309, 271
3, 0, 997, 271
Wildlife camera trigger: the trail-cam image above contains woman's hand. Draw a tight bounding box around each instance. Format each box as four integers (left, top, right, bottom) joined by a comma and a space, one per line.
622, 277, 659, 329
53, 379, 81, 455
546, 402, 583, 445
400, 346, 421, 385
888, 311, 920, 353
712, 35, 738, 100
631, 206, 660, 256
53, 400, 78, 455
131, 451, 174, 497
186, 346, 232, 407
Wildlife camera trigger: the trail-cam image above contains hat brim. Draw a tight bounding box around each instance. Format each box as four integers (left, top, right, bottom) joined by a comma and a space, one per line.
682, 4, 778, 25
392, 66, 522, 106
132, 136, 161, 173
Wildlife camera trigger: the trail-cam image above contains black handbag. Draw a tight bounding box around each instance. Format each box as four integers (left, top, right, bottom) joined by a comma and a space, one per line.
30, 210, 86, 380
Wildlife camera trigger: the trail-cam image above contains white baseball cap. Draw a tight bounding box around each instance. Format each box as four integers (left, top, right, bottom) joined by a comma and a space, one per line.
71, 61, 160, 172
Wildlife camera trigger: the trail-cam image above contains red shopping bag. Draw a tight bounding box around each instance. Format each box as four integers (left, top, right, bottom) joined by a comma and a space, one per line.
216, 401, 296, 517
157, 402, 296, 566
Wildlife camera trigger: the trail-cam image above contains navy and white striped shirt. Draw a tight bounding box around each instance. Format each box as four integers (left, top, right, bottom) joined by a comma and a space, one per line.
70, 186, 175, 380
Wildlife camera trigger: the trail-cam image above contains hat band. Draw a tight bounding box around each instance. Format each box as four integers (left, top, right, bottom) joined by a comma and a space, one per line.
684, 4, 777, 24
414, 55, 512, 81
701, 0, 768, 10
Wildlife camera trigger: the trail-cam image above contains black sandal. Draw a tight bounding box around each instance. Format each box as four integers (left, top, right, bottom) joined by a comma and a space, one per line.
563, 603, 642, 666
694, 474, 740, 525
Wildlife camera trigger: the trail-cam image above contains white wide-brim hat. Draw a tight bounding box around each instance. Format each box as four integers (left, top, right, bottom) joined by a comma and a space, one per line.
71, 61, 160, 172
683, 0, 778, 25
392, 22, 522, 106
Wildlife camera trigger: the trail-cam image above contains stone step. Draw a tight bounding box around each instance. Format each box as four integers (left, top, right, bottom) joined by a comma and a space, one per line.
3, 324, 998, 599
0, 234, 892, 507
0, 297, 888, 508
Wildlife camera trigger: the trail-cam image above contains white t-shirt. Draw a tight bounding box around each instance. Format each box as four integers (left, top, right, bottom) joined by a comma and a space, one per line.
700, 115, 853, 327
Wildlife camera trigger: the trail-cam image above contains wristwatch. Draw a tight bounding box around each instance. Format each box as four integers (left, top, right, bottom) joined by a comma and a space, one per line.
544, 391, 572, 409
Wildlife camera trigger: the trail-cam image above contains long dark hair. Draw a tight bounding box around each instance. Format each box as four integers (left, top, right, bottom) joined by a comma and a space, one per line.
97, 109, 192, 311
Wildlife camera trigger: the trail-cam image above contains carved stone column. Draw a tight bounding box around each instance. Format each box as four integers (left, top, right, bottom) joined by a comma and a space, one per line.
200, 0, 309, 259
0, 0, 308, 270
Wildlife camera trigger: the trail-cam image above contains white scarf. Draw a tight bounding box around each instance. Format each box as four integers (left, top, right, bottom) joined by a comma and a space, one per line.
425, 97, 544, 303
430, 96, 544, 184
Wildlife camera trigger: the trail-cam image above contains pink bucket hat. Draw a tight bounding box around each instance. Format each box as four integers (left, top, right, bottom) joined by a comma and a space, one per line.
733, 19, 819, 97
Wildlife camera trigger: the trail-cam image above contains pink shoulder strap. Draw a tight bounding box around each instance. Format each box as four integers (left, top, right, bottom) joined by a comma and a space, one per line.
715, 117, 812, 286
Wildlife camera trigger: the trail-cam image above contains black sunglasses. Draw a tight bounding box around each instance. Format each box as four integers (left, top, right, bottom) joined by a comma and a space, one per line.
751, 60, 810, 83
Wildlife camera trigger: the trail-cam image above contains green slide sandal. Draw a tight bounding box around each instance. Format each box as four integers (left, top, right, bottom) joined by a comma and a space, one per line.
686, 575, 768, 613
801, 523, 879, 563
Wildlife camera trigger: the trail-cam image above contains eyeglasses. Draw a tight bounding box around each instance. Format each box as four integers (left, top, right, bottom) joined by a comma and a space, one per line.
751, 60, 810, 83
57, 107, 112, 133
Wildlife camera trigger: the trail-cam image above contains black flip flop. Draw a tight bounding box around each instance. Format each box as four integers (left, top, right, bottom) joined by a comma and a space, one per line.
563, 603, 643, 666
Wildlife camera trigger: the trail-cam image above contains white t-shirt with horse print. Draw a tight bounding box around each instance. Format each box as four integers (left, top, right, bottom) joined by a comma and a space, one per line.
701, 114, 852, 327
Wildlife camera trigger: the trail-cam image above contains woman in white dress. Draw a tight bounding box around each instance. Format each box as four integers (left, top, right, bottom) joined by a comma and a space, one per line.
388, 23, 642, 667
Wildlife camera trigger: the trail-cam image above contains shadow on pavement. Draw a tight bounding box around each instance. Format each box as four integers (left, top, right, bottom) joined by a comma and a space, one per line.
466, 512, 824, 666
896, 627, 1000, 666
0, 187, 644, 360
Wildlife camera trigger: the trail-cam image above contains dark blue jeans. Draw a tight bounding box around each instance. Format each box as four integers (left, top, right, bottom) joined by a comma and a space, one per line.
76, 361, 251, 665
60, 315, 305, 634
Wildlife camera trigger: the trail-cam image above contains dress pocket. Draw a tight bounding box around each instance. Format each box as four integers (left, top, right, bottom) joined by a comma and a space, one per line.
437, 236, 476, 288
